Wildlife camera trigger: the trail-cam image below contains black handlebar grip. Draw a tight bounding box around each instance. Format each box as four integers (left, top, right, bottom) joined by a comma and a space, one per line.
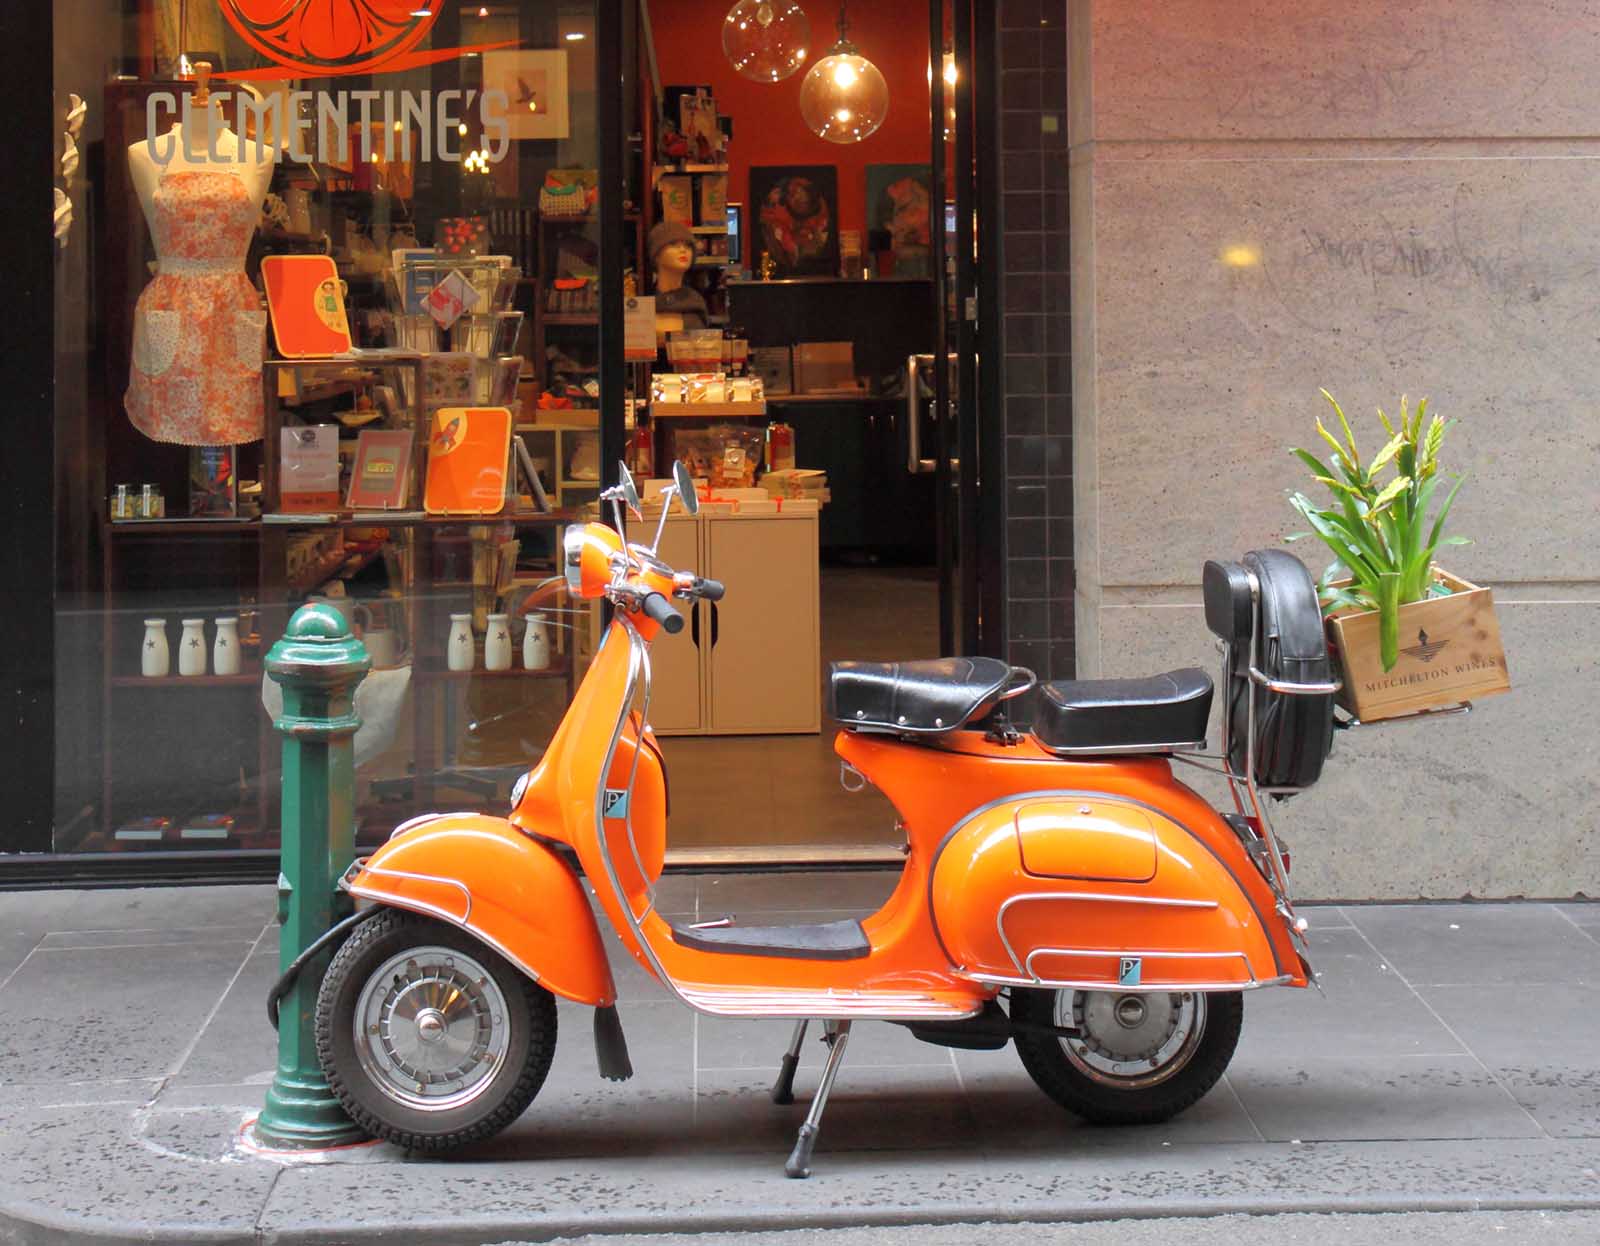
697, 578, 727, 602
641, 591, 685, 634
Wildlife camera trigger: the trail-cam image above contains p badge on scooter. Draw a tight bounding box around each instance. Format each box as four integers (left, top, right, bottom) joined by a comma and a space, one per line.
603, 788, 630, 820
1118, 957, 1143, 987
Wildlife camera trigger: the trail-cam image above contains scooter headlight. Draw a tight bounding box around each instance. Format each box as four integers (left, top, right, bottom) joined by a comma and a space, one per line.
563, 522, 625, 599
564, 525, 587, 596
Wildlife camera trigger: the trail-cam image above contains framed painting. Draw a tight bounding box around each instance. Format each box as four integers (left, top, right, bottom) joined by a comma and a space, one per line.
483, 50, 570, 140
866, 164, 933, 277
750, 165, 839, 278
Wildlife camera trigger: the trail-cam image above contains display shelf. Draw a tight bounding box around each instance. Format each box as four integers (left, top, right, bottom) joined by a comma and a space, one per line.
415, 664, 572, 681
691, 225, 729, 235
110, 673, 261, 688
544, 314, 600, 326
262, 511, 577, 528
107, 519, 260, 536
649, 401, 766, 418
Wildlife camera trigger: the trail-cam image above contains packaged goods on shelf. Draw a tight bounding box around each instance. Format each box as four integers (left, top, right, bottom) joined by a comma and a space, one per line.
674, 424, 765, 488
761, 468, 830, 505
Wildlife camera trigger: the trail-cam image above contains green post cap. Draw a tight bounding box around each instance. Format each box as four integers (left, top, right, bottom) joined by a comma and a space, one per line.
267, 605, 372, 690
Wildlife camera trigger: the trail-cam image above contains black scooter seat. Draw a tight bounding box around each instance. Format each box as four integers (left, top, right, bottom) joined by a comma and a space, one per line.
670, 918, 870, 960
1033, 668, 1214, 755
829, 657, 1012, 734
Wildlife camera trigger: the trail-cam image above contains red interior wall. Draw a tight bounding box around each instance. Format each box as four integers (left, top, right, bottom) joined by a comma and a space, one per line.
649, 0, 934, 244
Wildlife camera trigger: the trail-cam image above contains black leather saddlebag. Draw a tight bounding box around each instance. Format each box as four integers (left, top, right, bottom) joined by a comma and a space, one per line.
1203, 549, 1335, 792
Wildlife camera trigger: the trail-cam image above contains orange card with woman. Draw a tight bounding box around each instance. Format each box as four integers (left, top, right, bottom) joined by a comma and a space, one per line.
423, 406, 513, 515
261, 254, 353, 358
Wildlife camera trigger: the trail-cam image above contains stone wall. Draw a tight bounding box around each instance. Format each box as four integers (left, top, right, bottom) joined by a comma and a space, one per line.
1069, 0, 1600, 898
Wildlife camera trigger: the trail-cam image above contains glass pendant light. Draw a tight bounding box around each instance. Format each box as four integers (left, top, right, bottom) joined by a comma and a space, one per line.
798, 2, 889, 144
723, 0, 811, 83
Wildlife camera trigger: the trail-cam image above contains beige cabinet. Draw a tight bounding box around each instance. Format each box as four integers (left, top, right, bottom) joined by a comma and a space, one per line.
649, 510, 821, 737
647, 514, 708, 734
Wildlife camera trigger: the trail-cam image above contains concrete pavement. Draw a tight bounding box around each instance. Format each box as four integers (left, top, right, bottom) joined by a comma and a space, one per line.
0, 874, 1597, 1244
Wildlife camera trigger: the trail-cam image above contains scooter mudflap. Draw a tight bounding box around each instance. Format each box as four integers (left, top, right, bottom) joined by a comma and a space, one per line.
594, 1005, 634, 1081
771, 1020, 808, 1104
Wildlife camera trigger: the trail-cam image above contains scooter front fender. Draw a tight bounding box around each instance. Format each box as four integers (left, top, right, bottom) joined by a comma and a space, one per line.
344, 813, 616, 1006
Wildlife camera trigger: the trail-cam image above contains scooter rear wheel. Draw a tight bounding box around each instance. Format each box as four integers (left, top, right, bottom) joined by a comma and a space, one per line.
315, 907, 557, 1152
1011, 987, 1242, 1125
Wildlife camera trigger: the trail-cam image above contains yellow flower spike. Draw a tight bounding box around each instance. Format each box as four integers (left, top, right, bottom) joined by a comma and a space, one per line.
1321, 389, 1362, 469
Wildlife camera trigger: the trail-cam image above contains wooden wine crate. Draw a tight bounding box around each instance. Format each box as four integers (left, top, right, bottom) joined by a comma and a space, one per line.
1326, 569, 1511, 722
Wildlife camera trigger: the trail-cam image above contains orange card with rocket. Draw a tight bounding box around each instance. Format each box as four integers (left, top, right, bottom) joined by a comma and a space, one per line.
261, 254, 353, 358
423, 407, 513, 515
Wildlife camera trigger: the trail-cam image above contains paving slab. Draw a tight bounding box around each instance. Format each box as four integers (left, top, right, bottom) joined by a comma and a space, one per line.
1346, 904, 1600, 987
0, 931, 42, 986
1419, 982, 1600, 1139
170, 944, 281, 1088
0, 939, 258, 1085
1237, 928, 1462, 1057
0, 885, 277, 936
1555, 903, 1600, 935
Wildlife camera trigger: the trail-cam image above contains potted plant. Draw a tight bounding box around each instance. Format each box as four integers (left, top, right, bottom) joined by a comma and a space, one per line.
1288, 390, 1510, 721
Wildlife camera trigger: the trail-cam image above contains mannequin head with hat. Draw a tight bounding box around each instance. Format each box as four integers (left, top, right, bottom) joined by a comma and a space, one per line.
649, 221, 695, 295
648, 220, 709, 330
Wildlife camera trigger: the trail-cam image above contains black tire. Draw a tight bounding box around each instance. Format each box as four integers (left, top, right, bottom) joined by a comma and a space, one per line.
1011, 988, 1242, 1125
314, 907, 557, 1152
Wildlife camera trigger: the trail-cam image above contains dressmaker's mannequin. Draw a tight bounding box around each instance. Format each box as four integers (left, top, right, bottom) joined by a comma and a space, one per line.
124, 64, 277, 446
128, 80, 275, 222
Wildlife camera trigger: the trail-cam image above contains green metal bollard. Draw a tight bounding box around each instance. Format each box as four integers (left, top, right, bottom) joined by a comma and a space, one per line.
255, 603, 371, 1150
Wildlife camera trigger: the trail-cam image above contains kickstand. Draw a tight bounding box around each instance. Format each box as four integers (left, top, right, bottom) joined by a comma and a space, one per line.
784, 1020, 851, 1179
770, 1019, 808, 1104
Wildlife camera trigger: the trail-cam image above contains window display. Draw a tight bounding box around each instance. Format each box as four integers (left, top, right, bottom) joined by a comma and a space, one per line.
52, 0, 613, 857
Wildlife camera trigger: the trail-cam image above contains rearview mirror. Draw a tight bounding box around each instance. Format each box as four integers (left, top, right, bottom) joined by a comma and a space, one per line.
674, 460, 699, 516
617, 462, 640, 512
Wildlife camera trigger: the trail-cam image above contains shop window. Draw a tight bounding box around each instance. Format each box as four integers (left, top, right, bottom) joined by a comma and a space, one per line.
52, 0, 613, 855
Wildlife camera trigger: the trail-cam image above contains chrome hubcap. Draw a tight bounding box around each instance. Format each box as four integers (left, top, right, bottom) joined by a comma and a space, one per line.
354, 946, 511, 1112
1055, 990, 1206, 1089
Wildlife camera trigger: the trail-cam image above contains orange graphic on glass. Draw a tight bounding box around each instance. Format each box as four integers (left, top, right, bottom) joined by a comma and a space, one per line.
218, 0, 440, 77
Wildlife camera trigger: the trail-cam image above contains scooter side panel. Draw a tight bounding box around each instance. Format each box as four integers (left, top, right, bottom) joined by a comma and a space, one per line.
346, 813, 617, 1006
929, 796, 1292, 991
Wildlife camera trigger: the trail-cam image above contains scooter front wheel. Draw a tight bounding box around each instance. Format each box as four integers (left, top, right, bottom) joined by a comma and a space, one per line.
315, 907, 557, 1152
1011, 987, 1242, 1125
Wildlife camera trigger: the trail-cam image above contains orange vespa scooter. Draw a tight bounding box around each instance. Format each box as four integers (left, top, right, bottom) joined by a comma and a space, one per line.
312, 461, 1345, 1177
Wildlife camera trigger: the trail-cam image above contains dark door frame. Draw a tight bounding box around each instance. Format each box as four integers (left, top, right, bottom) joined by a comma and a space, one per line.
3, 1, 57, 857
938, 0, 1007, 660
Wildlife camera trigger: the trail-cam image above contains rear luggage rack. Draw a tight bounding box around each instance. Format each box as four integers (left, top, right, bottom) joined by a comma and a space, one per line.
1180, 555, 1470, 960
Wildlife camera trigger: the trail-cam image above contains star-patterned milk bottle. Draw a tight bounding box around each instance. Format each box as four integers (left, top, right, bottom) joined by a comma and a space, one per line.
484, 612, 512, 671
447, 612, 475, 672
213, 616, 241, 676
178, 618, 207, 677
141, 618, 170, 678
